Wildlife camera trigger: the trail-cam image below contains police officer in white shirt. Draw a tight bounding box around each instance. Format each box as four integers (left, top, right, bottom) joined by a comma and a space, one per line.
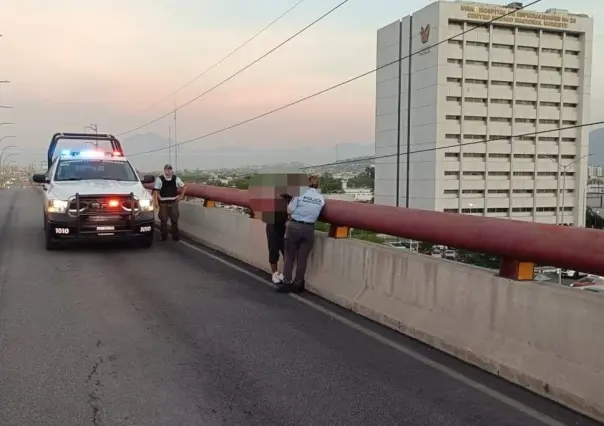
277, 175, 325, 293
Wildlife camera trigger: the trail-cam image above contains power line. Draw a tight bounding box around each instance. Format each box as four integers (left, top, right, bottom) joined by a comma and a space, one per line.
128, 0, 540, 157
300, 120, 604, 169
115, 0, 307, 126
119, 0, 350, 137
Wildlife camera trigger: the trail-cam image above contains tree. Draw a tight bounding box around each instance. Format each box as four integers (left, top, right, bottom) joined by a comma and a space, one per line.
319, 173, 343, 193
347, 166, 375, 190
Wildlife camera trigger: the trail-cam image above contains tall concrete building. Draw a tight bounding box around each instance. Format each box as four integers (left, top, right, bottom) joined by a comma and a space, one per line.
374, 1, 593, 226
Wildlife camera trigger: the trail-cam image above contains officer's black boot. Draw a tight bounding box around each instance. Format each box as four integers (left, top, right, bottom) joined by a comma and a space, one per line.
160, 221, 168, 241
172, 222, 180, 241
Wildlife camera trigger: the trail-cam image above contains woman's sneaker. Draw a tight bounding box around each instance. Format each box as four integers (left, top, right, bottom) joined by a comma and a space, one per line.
272, 272, 283, 284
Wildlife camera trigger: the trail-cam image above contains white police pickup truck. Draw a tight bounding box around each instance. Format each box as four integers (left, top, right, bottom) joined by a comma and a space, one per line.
32, 147, 156, 250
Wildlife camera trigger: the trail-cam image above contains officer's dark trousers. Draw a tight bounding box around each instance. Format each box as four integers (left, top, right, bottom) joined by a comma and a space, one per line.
159, 201, 180, 239
283, 221, 315, 286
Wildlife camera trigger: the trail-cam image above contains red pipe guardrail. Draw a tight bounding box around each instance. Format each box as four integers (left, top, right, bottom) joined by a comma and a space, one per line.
147, 182, 604, 277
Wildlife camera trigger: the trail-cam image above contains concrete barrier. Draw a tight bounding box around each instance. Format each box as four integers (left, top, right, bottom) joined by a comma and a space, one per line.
173, 201, 604, 422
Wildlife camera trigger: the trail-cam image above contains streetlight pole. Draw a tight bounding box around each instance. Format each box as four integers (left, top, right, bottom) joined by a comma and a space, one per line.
557, 153, 592, 227
1, 154, 16, 187
0, 135, 15, 144
0, 80, 11, 109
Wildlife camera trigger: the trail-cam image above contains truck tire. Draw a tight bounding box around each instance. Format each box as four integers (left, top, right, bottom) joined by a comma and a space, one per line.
45, 224, 59, 250
139, 233, 153, 248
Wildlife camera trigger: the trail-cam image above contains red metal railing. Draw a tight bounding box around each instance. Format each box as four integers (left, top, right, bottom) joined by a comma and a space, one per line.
147, 183, 604, 278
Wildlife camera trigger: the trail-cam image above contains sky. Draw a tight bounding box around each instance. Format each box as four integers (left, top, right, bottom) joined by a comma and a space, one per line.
0, 0, 602, 170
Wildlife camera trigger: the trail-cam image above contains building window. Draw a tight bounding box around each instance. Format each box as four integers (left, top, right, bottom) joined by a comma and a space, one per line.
516, 82, 537, 88
489, 171, 510, 177
541, 66, 561, 72
564, 85, 579, 91
444, 171, 460, 177
463, 171, 485, 177
514, 154, 534, 159
488, 189, 510, 194
541, 84, 561, 90
539, 119, 558, 124
516, 100, 536, 106
462, 189, 484, 195
461, 208, 484, 213
448, 58, 463, 65
513, 189, 534, 194
445, 152, 460, 158
464, 134, 486, 140
463, 153, 486, 158
489, 153, 511, 159
537, 172, 558, 177
517, 45, 538, 52
512, 207, 533, 212
464, 116, 487, 122
491, 98, 512, 104
465, 97, 487, 104
445, 134, 461, 140
540, 101, 559, 107
491, 80, 513, 87
444, 189, 459, 195
517, 64, 538, 70
466, 78, 488, 85
487, 208, 509, 213
491, 117, 512, 122
513, 171, 534, 177
538, 154, 557, 160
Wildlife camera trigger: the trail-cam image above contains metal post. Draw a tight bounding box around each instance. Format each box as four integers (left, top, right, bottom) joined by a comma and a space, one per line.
173, 98, 178, 171
168, 125, 172, 165
561, 165, 567, 226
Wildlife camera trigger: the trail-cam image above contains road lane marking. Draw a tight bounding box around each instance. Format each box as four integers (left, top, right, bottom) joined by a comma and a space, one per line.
176, 238, 564, 426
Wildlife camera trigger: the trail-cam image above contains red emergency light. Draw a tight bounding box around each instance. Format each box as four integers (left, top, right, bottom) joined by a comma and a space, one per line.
107, 199, 120, 208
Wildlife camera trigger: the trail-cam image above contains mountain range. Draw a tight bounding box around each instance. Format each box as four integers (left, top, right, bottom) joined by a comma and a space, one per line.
123, 133, 375, 171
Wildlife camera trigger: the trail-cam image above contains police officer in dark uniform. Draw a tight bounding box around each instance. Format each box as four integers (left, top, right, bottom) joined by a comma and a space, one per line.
153, 164, 186, 241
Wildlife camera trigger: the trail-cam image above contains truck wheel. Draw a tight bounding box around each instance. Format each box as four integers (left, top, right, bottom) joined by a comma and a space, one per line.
139, 233, 153, 248
45, 224, 59, 250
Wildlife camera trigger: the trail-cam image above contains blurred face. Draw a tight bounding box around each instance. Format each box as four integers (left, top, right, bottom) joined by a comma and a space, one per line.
164, 167, 173, 177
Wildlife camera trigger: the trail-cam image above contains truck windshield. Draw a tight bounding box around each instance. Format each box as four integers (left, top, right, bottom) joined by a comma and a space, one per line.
54, 159, 138, 182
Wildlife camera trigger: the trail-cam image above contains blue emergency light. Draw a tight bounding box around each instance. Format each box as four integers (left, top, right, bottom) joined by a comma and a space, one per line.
60, 149, 122, 158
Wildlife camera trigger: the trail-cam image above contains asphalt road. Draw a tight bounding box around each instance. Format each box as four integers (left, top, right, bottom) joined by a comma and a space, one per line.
0, 188, 599, 426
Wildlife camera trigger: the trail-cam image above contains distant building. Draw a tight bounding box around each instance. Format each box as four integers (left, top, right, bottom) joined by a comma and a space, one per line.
374, 1, 593, 226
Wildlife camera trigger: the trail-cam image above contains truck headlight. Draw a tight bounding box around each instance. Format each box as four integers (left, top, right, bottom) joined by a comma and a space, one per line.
47, 199, 68, 213
138, 199, 154, 211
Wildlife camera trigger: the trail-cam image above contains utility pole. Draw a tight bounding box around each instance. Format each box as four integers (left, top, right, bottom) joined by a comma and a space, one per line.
85, 124, 99, 148
173, 98, 178, 171
168, 125, 172, 166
